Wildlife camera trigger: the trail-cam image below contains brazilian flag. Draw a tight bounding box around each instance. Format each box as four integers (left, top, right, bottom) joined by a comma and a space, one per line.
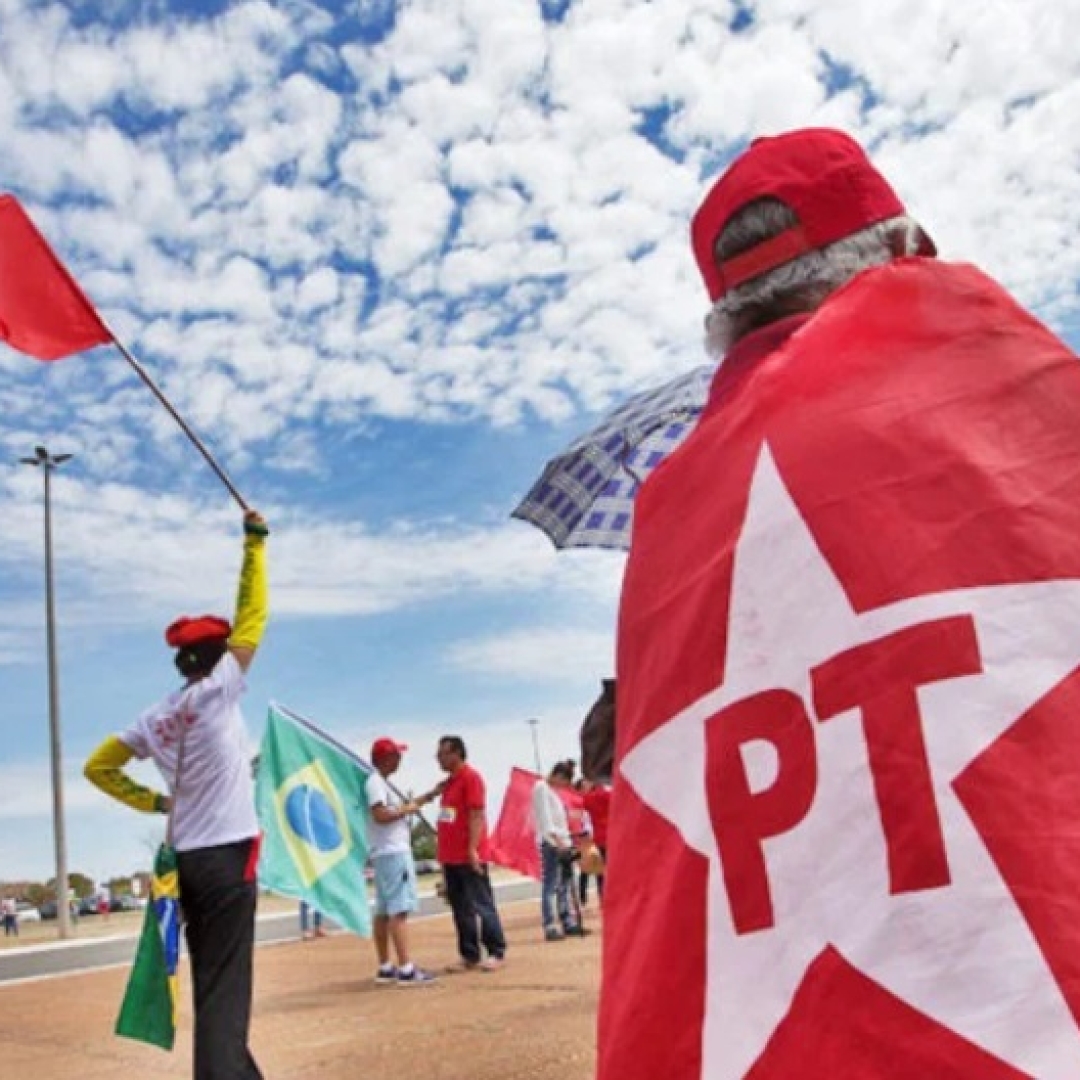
115, 842, 181, 1049
255, 704, 372, 936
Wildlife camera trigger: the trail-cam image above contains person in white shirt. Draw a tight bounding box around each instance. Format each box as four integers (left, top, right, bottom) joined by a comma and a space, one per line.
2, 895, 17, 937
84, 509, 269, 1080
364, 738, 440, 985
532, 760, 585, 940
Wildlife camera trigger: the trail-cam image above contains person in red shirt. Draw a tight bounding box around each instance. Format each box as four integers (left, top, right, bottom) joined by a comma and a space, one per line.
435, 735, 507, 972
580, 778, 611, 904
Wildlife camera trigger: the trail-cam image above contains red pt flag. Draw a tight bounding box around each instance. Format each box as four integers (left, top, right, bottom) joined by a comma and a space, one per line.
487, 767, 541, 880
603, 260, 1080, 1080
0, 195, 111, 361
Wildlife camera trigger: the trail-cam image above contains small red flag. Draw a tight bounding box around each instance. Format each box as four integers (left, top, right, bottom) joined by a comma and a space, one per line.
487, 767, 542, 880
0, 195, 111, 361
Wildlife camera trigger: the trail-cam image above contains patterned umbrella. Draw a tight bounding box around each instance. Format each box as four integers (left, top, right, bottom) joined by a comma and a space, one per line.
512, 364, 714, 550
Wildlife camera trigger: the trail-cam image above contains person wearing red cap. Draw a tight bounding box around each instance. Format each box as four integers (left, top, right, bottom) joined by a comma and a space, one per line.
364, 737, 440, 985
601, 127, 1080, 1079
692, 128, 935, 358
84, 508, 269, 1080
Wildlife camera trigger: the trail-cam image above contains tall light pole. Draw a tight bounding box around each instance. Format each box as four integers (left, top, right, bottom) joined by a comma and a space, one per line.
19, 446, 73, 939
526, 717, 543, 774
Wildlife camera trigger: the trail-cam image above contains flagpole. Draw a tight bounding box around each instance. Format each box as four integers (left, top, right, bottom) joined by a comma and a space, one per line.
19, 447, 73, 940
109, 335, 249, 511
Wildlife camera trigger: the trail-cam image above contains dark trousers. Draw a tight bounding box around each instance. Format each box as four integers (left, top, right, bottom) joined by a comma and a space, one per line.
443, 864, 506, 964
541, 842, 576, 931
178, 839, 263, 1080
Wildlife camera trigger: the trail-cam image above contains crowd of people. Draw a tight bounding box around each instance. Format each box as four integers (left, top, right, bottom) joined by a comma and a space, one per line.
531, 760, 610, 941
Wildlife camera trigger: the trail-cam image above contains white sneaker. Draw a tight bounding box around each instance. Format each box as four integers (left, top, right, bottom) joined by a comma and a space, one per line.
397, 966, 437, 985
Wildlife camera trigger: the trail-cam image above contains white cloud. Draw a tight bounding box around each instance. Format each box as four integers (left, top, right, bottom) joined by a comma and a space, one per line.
446, 626, 614, 682
0, 471, 623, 641
3, 0, 1077, 470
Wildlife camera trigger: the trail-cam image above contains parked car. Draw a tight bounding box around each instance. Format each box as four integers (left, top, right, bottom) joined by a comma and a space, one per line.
109, 895, 143, 913
38, 901, 58, 920
78, 896, 100, 916
14, 902, 41, 922
414, 859, 441, 875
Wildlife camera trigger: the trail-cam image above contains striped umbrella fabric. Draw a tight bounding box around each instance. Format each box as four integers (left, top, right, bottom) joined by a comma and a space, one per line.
512, 364, 714, 550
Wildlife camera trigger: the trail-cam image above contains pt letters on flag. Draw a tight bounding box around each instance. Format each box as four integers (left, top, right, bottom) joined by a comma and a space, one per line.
602, 260, 1080, 1080
255, 705, 372, 936
488, 767, 542, 880
0, 195, 111, 361
115, 844, 180, 1050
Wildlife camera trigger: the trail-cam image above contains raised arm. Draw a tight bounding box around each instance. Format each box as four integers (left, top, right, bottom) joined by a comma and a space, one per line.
228, 510, 269, 673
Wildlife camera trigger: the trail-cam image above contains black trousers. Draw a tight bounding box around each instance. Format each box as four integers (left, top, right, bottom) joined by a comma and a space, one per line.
178, 838, 263, 1080
443, 863, 506, 964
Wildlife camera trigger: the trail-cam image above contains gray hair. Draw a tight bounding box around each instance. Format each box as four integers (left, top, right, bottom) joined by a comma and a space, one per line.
704, 198, 926, 357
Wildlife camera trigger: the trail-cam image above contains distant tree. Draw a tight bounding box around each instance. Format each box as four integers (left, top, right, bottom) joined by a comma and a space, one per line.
26, 882, 49, 907
106, 875, 133, 897
45, 873, 94, 899
68, 872, 95, 899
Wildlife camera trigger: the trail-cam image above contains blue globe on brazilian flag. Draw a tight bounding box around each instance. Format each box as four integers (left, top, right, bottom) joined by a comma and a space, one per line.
255, 705, 372, 936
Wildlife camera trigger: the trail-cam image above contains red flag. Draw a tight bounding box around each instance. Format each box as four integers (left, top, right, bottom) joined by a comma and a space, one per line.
602, 259, 1080, 1080
0, 195, 111, 361
487, 767, 541, 880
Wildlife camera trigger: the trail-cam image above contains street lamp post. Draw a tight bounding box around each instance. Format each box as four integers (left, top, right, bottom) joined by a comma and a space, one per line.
526, 717, 543, 775
19, 446, 73, 940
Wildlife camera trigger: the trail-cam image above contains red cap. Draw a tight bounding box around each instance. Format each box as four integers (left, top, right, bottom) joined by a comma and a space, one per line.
691, 128, 933, 301
371, 737, 408, 761
165, 615, 231, 649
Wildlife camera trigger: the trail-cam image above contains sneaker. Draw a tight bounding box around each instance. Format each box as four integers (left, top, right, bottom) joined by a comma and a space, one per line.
374, 966, 398, 984
397, 966, 437, 985
479, 956, 505, 972
563, 925, 592, 937
544, 927, 565, 942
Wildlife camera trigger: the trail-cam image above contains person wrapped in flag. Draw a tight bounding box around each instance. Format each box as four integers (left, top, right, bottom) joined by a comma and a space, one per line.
601, 128, 1080, 1080
85, 509, 270, 1080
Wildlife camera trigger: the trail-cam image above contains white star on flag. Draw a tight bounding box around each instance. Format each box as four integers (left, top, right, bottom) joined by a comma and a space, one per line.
620, 445, 1080, 1079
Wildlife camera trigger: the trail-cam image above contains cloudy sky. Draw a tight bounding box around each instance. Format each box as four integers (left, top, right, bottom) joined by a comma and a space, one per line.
1, 0, 1079, 883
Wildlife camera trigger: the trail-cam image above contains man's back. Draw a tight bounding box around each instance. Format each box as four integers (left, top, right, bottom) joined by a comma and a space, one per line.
603, 258, 1080, 1080
122, 652, 257, 852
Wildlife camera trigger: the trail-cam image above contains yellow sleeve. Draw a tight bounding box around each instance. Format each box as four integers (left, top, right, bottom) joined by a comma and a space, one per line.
229, 534, 268, 650
83, 735, 168, 814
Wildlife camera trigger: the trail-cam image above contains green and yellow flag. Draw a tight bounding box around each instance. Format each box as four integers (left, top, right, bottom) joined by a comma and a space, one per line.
255, 704, 372, 936
115, 843, 180, 1050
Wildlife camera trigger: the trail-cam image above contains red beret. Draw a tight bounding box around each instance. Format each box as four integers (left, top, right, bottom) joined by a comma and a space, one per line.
165, 615, 232, 648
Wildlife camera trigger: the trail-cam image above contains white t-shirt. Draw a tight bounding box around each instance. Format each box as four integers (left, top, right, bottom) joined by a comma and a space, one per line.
364, 771, 412, 857
121, 652, 258, 853
532, 780, 571, 845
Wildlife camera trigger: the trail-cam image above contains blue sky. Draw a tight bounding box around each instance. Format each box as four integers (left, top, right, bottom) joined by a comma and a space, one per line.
2, 0, 1080, 882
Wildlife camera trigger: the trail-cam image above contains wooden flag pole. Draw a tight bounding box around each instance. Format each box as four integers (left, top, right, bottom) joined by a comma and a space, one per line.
110, 336, 250, 511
